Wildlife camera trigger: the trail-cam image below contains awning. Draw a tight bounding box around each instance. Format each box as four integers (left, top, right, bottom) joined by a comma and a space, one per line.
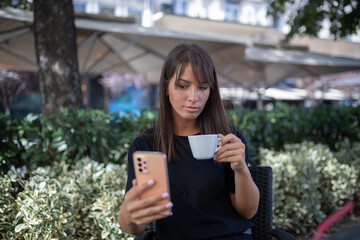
216, 44, 360, 89
0, 9, 242, 84
220, 86, 348, 102
1, 9, 360, 88
328, 73, 360, 87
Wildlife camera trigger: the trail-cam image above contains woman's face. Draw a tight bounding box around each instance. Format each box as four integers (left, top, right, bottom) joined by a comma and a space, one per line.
167, 63, 210, 125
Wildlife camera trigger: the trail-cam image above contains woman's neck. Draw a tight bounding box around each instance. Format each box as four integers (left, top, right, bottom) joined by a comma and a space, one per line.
173, 120, 199, 136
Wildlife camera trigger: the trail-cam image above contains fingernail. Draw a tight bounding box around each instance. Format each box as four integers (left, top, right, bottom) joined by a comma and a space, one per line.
148, 179, 154, 185
162, 192, 169, 198
166, 202, 173, 208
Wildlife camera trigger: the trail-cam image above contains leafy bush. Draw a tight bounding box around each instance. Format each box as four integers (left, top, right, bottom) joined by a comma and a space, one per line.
0, 171, 19, 240
0, 109, 157, 175
334, 139, 360, 179
0, 113, 39, 175
14, 176, 74, 239
0, 158, 134, 240
1, 106, 360, 237
228, 104, 360, 165
2, 105, 359, 171
334, 139, 360, 210
65, 159, 130, 239
27, 109, 130, 168
2, 144, 359, 238
260, 142, 358, 235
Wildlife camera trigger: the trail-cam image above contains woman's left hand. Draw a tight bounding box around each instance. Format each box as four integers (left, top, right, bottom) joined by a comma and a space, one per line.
214, 133, 247, 173
215, 134, 259, 219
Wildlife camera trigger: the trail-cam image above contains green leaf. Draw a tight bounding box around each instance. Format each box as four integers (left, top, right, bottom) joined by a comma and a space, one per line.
15, 223, 27, 232
47, 198, 52, 209
98, 218, 106, 228
39, 182, 46, 189
15, 211, 22, 224
101, 230, 110, 239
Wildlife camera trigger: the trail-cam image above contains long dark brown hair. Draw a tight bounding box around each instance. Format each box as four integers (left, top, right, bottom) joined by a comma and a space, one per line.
155, 43, 231, 162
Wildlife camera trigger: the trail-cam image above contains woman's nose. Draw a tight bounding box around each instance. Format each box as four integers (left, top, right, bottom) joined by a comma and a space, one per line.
189, 87, 199, 102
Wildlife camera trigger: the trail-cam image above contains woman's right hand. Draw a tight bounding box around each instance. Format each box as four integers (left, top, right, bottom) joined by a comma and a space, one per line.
118, 179, 172, 235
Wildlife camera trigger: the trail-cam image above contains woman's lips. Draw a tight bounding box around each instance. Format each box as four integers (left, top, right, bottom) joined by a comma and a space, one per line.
185, 106, 199, 112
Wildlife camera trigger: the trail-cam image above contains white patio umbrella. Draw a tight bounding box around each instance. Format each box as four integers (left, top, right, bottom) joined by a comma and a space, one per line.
215, 44, 360, 89
328, 72, 360, 87
0, 9, 242, 84
1, 9, 360, 89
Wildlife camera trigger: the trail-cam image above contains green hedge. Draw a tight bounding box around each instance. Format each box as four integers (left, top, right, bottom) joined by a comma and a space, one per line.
1, 142, 359, 239
1, 104, 360, 172
1, 158, 134, 240
228, 104, 360, 165
1, 105, 360, 238
260, 142, 358, 235
0, 109, 156, 175
334, 140, 360, 207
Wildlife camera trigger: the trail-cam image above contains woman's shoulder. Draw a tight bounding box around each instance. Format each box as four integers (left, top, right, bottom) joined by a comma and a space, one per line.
130, 126, 155, 151
138, 126, 155, 136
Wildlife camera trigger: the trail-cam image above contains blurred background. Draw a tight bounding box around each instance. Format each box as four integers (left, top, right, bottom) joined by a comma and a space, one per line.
1, 0, 360, 117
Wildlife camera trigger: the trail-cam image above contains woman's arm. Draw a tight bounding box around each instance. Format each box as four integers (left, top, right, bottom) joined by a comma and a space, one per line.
230, 168, 259, 219
118, 179, 172, 236
119, 133, 173, 235
215, 133, 260, 219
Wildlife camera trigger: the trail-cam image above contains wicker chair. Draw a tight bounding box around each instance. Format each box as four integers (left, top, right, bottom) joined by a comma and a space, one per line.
134, 166, 296, 240
249, 166, 296, 240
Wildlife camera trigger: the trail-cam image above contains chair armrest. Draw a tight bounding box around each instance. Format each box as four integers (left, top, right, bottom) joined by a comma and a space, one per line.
270, 228, 297, 240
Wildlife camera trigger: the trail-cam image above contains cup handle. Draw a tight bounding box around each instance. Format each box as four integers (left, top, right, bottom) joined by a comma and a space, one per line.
215, 137, 222, 153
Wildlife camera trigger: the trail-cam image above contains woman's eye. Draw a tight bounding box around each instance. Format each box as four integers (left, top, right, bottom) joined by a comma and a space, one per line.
177, 85, 187, 89
199, 86, 208, 91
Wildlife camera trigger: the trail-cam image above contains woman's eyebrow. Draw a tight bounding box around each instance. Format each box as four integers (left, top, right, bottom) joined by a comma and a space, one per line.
177, 78, 208, 85
178, 78, 190, 83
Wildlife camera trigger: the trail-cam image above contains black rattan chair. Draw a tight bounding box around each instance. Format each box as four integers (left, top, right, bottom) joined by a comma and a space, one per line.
134, 166, 296, 240
249, 166, 296, 240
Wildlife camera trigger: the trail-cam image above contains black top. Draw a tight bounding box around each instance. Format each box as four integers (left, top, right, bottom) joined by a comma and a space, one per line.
125, 127, 254, 240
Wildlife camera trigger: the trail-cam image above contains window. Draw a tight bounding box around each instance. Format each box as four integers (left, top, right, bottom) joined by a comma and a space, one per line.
182, 1, 188, 14
174, 0, 189, 16
225, 1, 239, 22
240, 4, 256, 25
73, 1, 86, 12
128, 8, 142, 24
161, 3, 173, 14
273, 15, 282, 30
99, 4, 115, 16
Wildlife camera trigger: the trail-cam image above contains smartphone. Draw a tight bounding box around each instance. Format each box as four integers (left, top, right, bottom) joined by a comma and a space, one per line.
133, 151, 171, 210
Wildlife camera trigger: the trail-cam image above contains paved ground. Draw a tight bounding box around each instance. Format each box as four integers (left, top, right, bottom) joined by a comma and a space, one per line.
323, 225, 360, 240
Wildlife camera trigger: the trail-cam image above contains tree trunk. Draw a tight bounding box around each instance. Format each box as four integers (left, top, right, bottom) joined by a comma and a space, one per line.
33, 0, 82, 116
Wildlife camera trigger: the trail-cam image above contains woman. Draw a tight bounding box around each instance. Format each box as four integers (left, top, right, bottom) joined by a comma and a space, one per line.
117, 43, 259, 240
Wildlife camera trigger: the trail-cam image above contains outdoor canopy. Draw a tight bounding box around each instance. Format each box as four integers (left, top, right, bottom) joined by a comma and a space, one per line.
0, 9, 242, 83
217, 44, 360, 89
1, 8, 360, 89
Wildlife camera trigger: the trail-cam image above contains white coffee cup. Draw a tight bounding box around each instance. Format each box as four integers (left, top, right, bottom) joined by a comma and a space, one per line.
188, 134, 222, 160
